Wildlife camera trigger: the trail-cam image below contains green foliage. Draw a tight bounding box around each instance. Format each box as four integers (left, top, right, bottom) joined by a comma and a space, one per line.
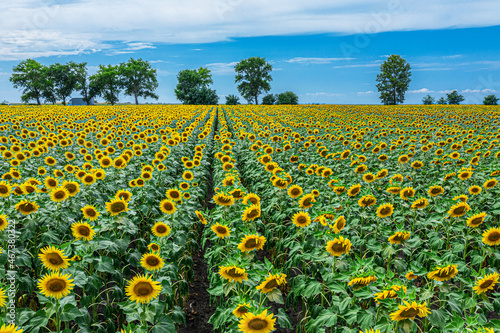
375, 55, 412, 105
483, 94, 499, 105
119, 58, 159, 105
74, 62, 97, 105
46, 61, 83, 105
276, 91, 299, 105
10, 59, 52, 105
174, 67, 218, 105
446, 90, 465, 105
89, 65, 122, 105
234, 57, 272, 104
422, 95, 435, 105
437, 97, 447, 105
225, 94, 240, 105
262, 94, 277, 105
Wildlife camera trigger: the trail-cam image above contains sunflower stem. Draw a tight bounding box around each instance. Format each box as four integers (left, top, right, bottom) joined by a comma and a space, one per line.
55, 298, 61, 333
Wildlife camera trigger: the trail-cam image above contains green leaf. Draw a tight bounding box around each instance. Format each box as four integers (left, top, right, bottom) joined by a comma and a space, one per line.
152, 314, 176, 333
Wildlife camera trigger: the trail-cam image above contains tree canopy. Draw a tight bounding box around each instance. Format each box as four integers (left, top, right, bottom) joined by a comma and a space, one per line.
119, 58, 159, 105
375, 55, 412, 105
174, 67, 218, 105
446, 90, 465, 105
225, 94, 240, 105
483, 94, 499, 105
234, 57, 272, 105
262, 94, 277, 105
277, 91, 299, 105
422, 95, 435, 105
89, 65, 122, 105
9, 59, 51, 105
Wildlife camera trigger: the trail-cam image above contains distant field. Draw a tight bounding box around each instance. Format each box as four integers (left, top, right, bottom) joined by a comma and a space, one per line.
1, 105, 500, 333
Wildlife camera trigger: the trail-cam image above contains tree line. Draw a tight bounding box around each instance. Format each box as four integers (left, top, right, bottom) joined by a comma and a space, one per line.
10, 59, 158, 105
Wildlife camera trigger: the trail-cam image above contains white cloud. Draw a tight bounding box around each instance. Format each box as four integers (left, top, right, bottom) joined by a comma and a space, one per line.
408, 88, 434, 94
461, 89, 480, 93
357, 90, 375, 95
333, 62, 381, 69
1, 0, 500, 59
286, 57, 354, 64
306, 92, 345, 96
442, 54, 462, 59
205, 61, 238, 74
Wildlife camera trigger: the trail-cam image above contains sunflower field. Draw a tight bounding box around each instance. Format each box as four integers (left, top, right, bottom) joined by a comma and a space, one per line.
1, 104, 500, 333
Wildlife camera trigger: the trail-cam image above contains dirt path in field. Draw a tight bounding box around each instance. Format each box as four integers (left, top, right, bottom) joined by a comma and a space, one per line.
179, 108, 218, 333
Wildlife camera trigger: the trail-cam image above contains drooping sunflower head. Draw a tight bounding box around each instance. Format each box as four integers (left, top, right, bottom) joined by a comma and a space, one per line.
125, 274, 162, 304
411, 198, 428, 210
399, 187, 415, 201
388, 231, 410, 244
238, 234, 266, 253
426, 264, 458, 282
405, 271, 418, 280
256, 273, 287, 293
115, 190, 132, 202
326, 236, 352, 257
389, 301, 430, 321
448, 202, 471, 217
219, 265, 248, 283
242, 193, 260, 206
232, 303, 251, 318
299, 194, 316, 209
38, 272, 75, 299
195, 210, 207, 225
358, 195, 377, 208
213, 193, 235, 207
38, 246, 71, 271
15, 199, 39, 215
140, 253, 165, 271
151, 221, 171, 237
348, 275, 377, 290
347, 184, 362, 197
427, 185, 444, 197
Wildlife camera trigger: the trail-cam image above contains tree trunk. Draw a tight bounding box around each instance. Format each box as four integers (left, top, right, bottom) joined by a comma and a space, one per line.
63, 98, 66, 106
255, 95, 258, 105
135, 93, 139, 105
36, 96, 41, 105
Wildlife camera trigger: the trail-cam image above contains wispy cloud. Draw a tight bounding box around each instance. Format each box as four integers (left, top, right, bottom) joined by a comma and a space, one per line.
286, 57, 354, 64
442, 54, 462, 59
357, 90, 375, 95
205, 61, 238, 74
408, 88, 434, 94
306, 92, 345, 97
333, 62, 381, 69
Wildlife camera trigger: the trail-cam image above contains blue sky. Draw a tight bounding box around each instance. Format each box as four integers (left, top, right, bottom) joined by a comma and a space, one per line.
1, 0, 500, 104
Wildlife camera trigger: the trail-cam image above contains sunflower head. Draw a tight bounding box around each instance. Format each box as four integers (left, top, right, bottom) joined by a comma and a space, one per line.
151, 221, 171, 237
140, 253, 165, 271
125, 274, 162, 304
105, 198, 129, 216
71, 221, 96, 241
211, 223, 231, 239
38, 272, 75, 299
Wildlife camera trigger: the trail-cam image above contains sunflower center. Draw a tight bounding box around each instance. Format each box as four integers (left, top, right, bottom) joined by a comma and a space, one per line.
297, 216, 307, 224
54, 191, 65, 199
331, 243, 347, 253
350, 188, 360, 195
134, 282, 153, 296
248, 318, 268, 330
302, 198, 312, 207
46, 253, 64, 265
488, 232, 500, 241
264, 279, 278, 289
47, 278, 66, 292
393, 235, 405, 242
436, 270, 454, 278
156, 225, 167, 233
247, 209, 260, 219
237, 307, 248, 314
470, 217, 483, 225
20, 203, 35, 212
163, 202, 174, 210
48, 180, 57, 187
248, 198, 258, 205
453, 206, 466, 214
77, 226, 90, 236
245, 239, 258, 248
111, 201, 125, 212
336, 221, 345, 229
0, 186, 8, 194
380, 207, 391, 215
480, 280, 494, 288
147, 256, 159, 266
431, 189, 440, 194
216, 226, 227, 234
291, 189, 301, 196
226, 268, 244, 278
86, 209, 96, 217
400, 308, 419, 318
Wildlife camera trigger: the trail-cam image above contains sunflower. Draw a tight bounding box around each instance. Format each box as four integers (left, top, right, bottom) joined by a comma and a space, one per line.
233, 303, 251, 318
115, 190, 132, 202
242, 193, 260, 206
388, 231, 410, 244
358, 195, 377, 208
411, 198, 428, 210
125, 274, 162, 304
330, 216, 346, 233
0, 288, 6, 307
159, 198, 177, 214
376, 203, 394, 218
213, 193, 236, 206
182, 170, 194, 181
44, 156, 57, 166
347, 184, 361, 197
473, 273, 499, 295
242, 204, 261, 222
105, 198, 128, 216
427, 264, 458, 281
483, 178, 498, 189
148, 243, 160, 253
81, 205, 100, 221
466, 212, 487, 228
140, 253, 165, 271
62, 181, 80, 196
326, 236, 352, 257
482, 227, 500, 246
299, 194, 315, 209
219, 265, 248, 283
287, 185, 303, 198
453, 194, 468, 202
0, 324, 24, 333
362, 172, 376, 183
399, 187, 415, 201
70, 220, 95, 240
292, 211, 311, 228
428, 185, 444, 197
390, 301, 430, 321
468, 185, 482, 195
238, 309, 276, 333
448, 202, 471, 217
333, 186, 346, 195
151, 221, 171, 237
458, 170, 472, 180
211, 223, 231, 239
0, 214, 9, 232
348, 276, 377, 290
374, 285, 407, 303
44, 176, 58, 189
0, 181, 12, 197
195, 210, 207, 224
238, 234, 266, 253
38, 246, 71, 271
38, 272, 74, 299
50, 187, 69, 203
405, 271, 418, 280
256, 273, 287, 293
386, 187, 401, 195
15, 199, 39, 215
166, 188, 182, 202
359, 330, 380, 333
411, 160, 423, 169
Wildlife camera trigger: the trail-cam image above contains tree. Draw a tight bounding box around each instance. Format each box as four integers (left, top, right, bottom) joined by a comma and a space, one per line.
234, 57, 272, 105
422, 95, 435, 105
119, 58, 159, 105
375, 55, 412, 105
89, 65, 121, 105
446, 90, 465, 105
225, 94, 240, 105
262, 94, 276, 105
10, 59, 52, 105
277, 91, 299, 105
175, 67, 218, 105
483, 94, 499, 105
47, 61, 82, 105
437, 97, 447, 105
74, 62, 97, 105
